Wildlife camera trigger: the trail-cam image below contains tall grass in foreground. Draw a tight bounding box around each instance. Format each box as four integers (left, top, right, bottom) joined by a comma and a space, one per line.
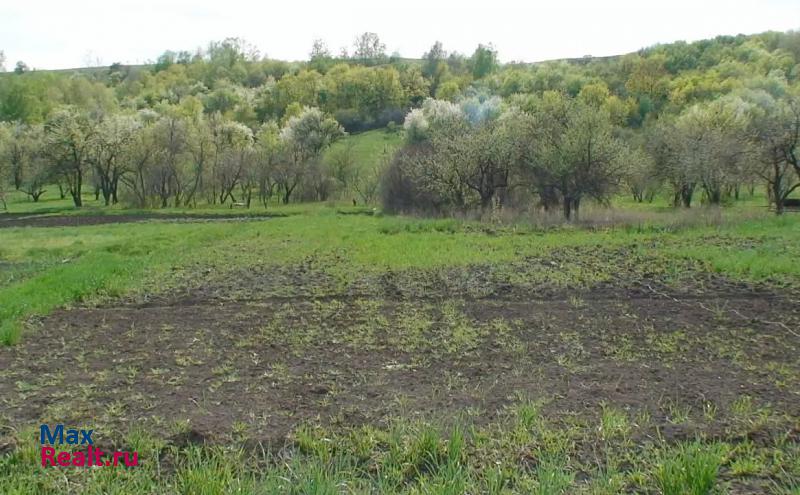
655, 441, 726, 495
1, 409, 779, 494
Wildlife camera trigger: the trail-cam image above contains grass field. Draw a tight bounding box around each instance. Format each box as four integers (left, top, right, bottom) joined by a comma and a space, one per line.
325, 128, 403, 172
1, 202, 799, 493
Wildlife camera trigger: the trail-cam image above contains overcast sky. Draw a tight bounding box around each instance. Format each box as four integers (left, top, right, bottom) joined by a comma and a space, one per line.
1, 0, 798, 70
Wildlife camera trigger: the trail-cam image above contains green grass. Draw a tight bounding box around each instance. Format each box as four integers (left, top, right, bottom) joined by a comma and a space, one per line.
666, 215, 800, 281
3, 207, 800, 345
325, 127, 403, 173
655, 442, 726, 495
1, 186, 327, 217
1, 404, 796, 494
0, 222, 248, 344
2, 205, 800, 493
3, 188, 84, 215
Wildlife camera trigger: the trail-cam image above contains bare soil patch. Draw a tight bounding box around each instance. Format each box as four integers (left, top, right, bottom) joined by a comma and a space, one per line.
0, 212, 284, 229
1, 256, 798, 453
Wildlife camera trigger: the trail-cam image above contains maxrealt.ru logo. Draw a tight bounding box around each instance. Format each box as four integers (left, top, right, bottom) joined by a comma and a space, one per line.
40, 424, 138, 467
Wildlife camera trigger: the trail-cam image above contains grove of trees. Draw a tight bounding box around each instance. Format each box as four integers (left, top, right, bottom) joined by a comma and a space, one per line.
0, 105, 344, 209
1, 30, 799, 216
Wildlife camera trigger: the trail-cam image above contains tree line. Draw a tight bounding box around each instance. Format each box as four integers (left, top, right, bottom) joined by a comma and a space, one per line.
0, 35, 500, 133
0, 30, 799, 215
0, 106, 346, 209
383, 79, 799, 218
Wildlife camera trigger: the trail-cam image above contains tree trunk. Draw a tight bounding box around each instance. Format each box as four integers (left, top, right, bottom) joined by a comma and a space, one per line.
480, 192, 493, 211
563, 196, 572, 220
282, 182, 296, 204
773, 172, 784, 215
681, 184, 693, 208
72, 172, 83, 207
703, 183, 722, 205
13, 167, 22, 190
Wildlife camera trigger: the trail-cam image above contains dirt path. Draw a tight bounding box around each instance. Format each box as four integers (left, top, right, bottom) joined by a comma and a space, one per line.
0, 212, 283, 228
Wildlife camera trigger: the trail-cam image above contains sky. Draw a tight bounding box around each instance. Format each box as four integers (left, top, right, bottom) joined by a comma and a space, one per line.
1, 0, 798, 70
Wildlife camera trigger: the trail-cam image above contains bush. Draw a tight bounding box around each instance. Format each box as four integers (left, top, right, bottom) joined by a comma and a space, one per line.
379, 144, 443, 214
334, 108, 367, 133
375, 107, 405, 128
334, 107, 406, 133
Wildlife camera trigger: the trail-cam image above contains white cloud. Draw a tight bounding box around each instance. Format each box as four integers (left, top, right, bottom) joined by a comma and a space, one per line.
1, 0, 798, 69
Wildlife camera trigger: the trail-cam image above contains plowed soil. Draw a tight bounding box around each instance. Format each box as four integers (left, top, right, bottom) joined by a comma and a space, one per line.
2, 257, 798, 453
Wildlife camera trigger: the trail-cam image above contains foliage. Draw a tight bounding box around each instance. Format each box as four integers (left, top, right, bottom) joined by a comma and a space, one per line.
0, 30, 799, 214
388, 93, 628, 219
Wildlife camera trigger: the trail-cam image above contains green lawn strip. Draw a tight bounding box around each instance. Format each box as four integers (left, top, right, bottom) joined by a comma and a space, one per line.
3, 212, 799, 346
658, 215, 800, 283
0, 221, 248, 345
0, 251, 138, 344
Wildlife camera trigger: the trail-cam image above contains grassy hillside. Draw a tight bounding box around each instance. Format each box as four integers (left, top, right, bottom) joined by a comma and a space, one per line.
325, 128, 404, 171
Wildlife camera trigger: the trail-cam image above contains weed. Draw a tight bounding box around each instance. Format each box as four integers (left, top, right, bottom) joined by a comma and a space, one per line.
655, 441, 725, 495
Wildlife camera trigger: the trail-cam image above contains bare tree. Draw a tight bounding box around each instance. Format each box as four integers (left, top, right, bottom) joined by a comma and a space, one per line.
517, 94, 626, 219
327, 140, 356, 193
120, 123, 156, 208
150, 115, 188, 207
647, 117, 697, 207
621, 145, 660, 203
275, 107, 344, 203
352, 32, 386, 65
744, 90, 800, 214
254, 122, 281, 208
44, 108, 97, 207
20, 129, 49, 202
210, 120, 253, 204
0, 123, 8, 209
353, 158, 383, 205
184, 117, 213, 207
91, 114, 141, 205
